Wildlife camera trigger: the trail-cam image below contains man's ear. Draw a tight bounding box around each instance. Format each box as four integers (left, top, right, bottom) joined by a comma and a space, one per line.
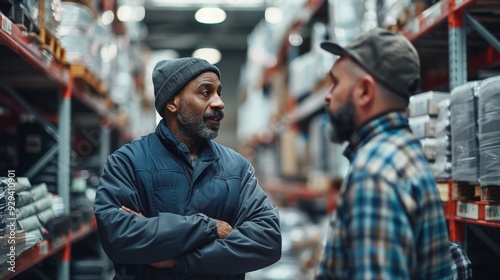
355, 75, 376, 107
166, 97, 179, 113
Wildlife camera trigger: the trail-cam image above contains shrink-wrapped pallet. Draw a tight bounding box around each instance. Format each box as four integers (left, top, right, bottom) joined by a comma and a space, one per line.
450, 81, 480, 183
477, 76, 500, 186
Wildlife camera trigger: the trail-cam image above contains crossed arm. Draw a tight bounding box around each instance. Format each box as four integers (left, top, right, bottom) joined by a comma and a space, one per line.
119, 206, 233, 269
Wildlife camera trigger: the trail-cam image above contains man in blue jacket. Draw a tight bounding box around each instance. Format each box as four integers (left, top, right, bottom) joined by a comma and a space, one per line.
94, 57, 282, 279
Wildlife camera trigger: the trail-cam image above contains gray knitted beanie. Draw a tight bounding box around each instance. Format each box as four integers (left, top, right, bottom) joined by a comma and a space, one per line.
153, 57, 221, 117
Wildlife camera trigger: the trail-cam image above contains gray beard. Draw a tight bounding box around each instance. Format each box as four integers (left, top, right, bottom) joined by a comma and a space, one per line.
176, 106, 220, 141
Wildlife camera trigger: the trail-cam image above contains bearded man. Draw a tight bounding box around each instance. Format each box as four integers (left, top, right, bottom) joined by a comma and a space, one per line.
94, 57, 281, 280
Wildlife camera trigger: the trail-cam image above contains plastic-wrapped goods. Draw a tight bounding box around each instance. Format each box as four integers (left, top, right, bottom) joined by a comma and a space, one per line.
409, 115, 439, 139
59, 2, 93, 66
419, 138, 437, 161
433, 99, 452, 179
45, 0, 62, 38
436, 99, 451, 137
19, 0, 37, 22
376, 0, 411, 28
409, 91, 450, 117
18, 0, 61, 37
432, 154, 452, 179
450, 81, 480, 184
477, 76, 500, 187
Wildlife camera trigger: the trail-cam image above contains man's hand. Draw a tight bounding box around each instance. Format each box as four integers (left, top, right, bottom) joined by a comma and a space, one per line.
120, 206, 144, 217
120, 206, 175, 269
214, 219, 233, 239
150, 259, 176, 269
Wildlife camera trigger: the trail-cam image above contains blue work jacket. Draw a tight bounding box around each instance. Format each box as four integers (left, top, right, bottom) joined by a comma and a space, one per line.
94, 121, 281, 279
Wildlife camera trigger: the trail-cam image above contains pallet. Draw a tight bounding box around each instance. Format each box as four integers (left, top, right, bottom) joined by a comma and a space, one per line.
28, 28, 66, 64
69, 63, 107, 96
453, 181, 500, 202
452, 181, 480, 201
481, 186, 500, 202
3, 1, 66, 63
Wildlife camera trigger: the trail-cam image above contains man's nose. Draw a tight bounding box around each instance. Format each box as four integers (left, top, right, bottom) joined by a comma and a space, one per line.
211, 94, 225, 109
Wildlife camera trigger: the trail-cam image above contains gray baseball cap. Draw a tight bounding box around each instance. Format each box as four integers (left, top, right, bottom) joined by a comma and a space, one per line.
320, 28, 420, 99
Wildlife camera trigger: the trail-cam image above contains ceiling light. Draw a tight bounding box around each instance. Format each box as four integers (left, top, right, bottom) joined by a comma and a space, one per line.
195, 7, 227, 24
101, 10, 114, 25
265, 7, 282, 24
150, 0, 264, 8
288, 33, 303, 46
117, 5, 145, 22
192, 48, 222, 64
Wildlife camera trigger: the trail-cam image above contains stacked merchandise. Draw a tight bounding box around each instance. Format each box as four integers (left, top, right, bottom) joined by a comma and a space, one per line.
59, 1, 117, 94
59, 2, 94, 68
450, 81, 481, 184
432, 99, 452, 180
477, 76, 500, 189
376, 0, 411, 30
408, 91, 450, 164
0, 177, 43, 278
0, 0, 61, 35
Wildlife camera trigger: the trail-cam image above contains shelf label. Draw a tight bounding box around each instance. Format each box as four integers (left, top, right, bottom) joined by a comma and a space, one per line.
456, 201, 478, 219
485, 205, 500, 221
39, 240, 49, 256
1, 14, 12, 35
42, 50, 53, 67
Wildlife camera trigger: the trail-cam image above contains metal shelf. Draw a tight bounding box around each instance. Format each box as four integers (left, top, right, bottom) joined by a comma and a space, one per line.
401, 0, 478, 42
0, 10, 117, 280
400, 0, 500, 91
0, 13, 68, 88
2, 217, 98, 280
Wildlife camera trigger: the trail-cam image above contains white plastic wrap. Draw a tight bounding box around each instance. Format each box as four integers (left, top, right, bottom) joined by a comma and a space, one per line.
450, 81, 480, 183
376, 0, 411, 27
432, 99, 452, 179
59, 2, 93, 65
477, 75, 500, 187
19, 0, 61, 36
419, 138, 437, 161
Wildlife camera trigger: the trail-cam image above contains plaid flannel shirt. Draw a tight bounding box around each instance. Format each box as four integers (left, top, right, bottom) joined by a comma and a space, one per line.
450, 242, 472, 279
316, 111, 451, 279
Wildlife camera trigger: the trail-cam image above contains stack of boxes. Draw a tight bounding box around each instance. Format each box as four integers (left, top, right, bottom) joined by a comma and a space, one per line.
408, 91, 450, 169
432, 99, 452, 180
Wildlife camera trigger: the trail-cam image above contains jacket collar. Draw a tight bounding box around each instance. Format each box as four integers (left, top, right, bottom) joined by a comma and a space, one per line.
343, 111, 409, 160
155, 120, 218, 163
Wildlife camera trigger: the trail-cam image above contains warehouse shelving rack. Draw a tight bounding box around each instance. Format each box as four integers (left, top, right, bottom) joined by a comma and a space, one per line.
401, 0, 500, 276
0, 10, 117, 279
